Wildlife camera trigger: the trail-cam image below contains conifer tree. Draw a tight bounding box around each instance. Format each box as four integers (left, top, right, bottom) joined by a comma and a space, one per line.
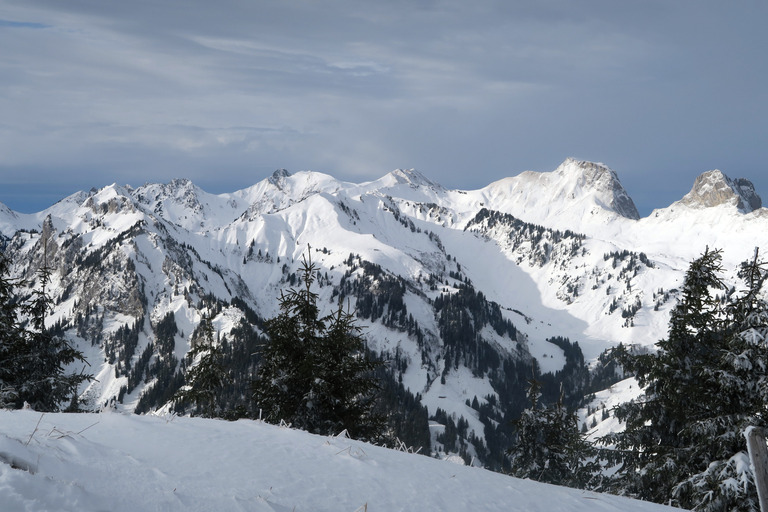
252, 254, 323, 428
0, 248, 91, 411
604, 248, 727, 502
175, 313, 228, 417
509, 378, 599, 488
252, 250, 382, 439
604, 248, 768, 511
672, 249, 768, 511
22, 256, 92, 411
307, 301, 383, 439
0, 252, 24, 407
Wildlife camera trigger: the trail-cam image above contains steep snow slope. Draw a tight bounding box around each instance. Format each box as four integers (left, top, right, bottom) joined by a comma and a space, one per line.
0, 410, 677, 512
0, 202, 39, 238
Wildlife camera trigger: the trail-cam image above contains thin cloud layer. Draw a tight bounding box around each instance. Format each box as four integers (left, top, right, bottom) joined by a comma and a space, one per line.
1, 0, 766, 214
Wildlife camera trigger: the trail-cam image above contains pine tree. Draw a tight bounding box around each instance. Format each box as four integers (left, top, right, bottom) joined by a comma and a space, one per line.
252, 254, 323, 428
603, 248, 768, 510
0, 252, 25, 407
0, 249, 91, 411
252, 250, 383, 440
306, 301, 383, 439
174, 313, 228, 417
672, 249, 768, 511
509, 378, 599, 488
21, 258, 92, 410
604, 248, 727, 502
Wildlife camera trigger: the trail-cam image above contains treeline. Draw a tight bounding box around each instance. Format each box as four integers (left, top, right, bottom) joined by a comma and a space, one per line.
465, 208, 586, 266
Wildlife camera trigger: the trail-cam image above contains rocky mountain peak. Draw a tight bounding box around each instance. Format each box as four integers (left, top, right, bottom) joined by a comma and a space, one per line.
268, 169, 292, 188
554, 158, 640, 220
387, 168, 442, 190
679, 170, 762, 213
168, 177, 193, 189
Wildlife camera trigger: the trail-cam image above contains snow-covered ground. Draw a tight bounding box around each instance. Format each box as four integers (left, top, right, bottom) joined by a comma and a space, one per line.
0, 410, 677, 512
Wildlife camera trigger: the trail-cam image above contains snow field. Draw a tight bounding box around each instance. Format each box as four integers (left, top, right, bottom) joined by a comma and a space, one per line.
0, 410, 678, 512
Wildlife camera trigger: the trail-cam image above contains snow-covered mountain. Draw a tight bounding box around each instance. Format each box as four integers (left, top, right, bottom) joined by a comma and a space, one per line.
1, 158, 765, 468
468, 158, 640, 229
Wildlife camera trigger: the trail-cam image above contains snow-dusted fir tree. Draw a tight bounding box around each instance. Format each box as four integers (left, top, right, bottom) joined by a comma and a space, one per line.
252, 251, 382, 440
22, 260, 92, 411
252, 254, 325, 427
509, 378, 599, 488
308, 301, 383, 439
604, 248, 727, 502
0, 250, 91, 411
175, 313, 228, 417
0, 252, 24, 406
605, 248, 768, 511
672, 249, 768, 511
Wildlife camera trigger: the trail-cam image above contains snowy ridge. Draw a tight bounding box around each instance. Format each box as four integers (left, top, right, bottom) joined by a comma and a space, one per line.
0, 201, 19, 238
238, 169, 345, 220
0, 409, 676, 512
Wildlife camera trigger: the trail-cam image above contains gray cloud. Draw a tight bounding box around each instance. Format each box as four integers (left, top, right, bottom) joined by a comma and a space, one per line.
1, 0, 766, 215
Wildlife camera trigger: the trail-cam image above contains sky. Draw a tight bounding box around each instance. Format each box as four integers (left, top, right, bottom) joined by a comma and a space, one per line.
0, 0, 766, 216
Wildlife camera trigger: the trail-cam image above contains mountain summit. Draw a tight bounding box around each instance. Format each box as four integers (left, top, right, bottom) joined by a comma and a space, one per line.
387, 168, 441, 189
553, 158, 640, 220
475, 158, 640, 233
678, 170, 762, 213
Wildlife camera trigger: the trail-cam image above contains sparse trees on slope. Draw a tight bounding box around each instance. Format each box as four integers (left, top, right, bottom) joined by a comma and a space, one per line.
252, 251, 382, 440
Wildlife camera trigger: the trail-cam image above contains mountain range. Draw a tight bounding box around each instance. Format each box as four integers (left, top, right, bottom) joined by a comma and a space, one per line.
1, 157, 764, 468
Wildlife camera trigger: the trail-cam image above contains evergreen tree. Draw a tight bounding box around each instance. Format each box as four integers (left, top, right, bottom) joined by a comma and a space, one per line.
604, 248, 768, 510
604, 248, 727, 502
252, 254, 323, 428
21, 258, 92, 411
672, 249, 768, 511
307, 302, 383, 439
252, 251, 383, 440
509, 378, 599, 488
174, 313, 228, 417
0, 249, 91, 411
0, 252, 25, 406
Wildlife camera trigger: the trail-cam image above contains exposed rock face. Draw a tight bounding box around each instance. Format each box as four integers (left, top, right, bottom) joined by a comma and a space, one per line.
388, 168, 443, 190
679, 170, 762, 213
734, 178, 762, 211
556, 159, 641, 220
268, 168, 292, 188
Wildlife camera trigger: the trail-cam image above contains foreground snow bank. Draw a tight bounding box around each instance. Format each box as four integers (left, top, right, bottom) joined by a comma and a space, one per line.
0, 410, 675, 512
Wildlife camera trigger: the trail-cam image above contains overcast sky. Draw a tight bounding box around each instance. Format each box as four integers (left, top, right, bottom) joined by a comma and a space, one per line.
1, 1, 766, 216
